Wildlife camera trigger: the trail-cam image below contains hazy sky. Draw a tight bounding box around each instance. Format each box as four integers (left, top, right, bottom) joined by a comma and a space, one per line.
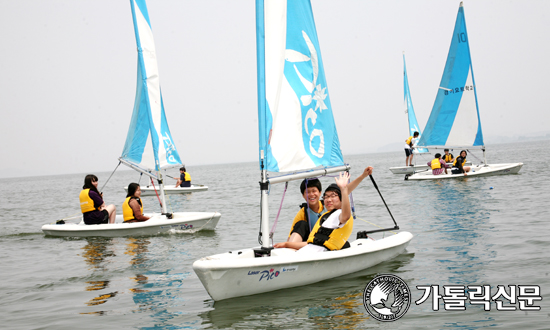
1, 0, 549, 178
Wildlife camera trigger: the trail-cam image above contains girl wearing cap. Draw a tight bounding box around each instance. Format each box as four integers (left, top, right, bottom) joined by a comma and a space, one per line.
275, 167, 373, 252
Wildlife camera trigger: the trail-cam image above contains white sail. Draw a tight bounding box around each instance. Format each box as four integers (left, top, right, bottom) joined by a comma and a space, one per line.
257, 0, 344, 174
120, 0, 182, 173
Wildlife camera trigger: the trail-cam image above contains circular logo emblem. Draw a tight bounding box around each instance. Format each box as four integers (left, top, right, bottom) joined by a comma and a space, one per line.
363, 274, 411, 322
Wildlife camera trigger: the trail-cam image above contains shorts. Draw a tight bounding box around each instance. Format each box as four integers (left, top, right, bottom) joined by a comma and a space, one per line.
84, 209, 109, 225
404, 148, 413, 157
289, 220, 310, 242
451, 168, 462, 175
180, 181, 191, 188
99, 210, 109, 223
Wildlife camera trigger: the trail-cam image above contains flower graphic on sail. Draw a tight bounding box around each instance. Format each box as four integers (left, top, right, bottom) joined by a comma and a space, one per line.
258, 0, 343, 173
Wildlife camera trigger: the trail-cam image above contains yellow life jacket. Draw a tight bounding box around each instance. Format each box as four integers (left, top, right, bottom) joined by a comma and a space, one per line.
79, 189, 98, 213
288, 201, 324, 238
431, 158, 442, 170
183, 172, 191, 181
307, 209, 353, 251
405, 136, 413, 146
123, 197, 143, 221
453, 157, 466, 167
443, 153, 453, 163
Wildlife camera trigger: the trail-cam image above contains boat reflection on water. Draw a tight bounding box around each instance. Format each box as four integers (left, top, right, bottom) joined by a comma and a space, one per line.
125, 237, 151, 266
81, 237, 115, 270
80, 238, 118, 315
84, 281, 118, 307
199, 252, 414, 329
126, 238, 152, 297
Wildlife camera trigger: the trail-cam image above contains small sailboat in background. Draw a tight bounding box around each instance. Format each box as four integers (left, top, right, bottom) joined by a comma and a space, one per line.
406, 2, 522, 180
193, 0, 412, 301
42, 0, 220, 237
389, 53, 431, 175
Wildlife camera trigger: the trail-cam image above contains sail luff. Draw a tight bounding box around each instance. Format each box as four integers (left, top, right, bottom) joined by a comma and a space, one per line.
417, 2, 484, 148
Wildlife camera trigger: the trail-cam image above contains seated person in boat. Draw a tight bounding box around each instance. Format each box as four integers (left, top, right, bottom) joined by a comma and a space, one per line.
287, 167, 373, 243
451, 150, 471, 175
123, 183, 150, 223
404, 131, 419, 166
443, 149, 454, 163
427, 153, 449, 175
80, 174, 116, 225
275, 170, 370, 252
175, 166, 191, 188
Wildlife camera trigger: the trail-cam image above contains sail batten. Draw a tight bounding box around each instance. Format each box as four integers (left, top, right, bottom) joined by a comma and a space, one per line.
257, 0, 344, 173
417, 3, 484, 148
121, 0, 182, 172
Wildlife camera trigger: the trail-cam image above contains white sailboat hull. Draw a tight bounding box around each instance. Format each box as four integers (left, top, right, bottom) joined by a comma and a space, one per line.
193, 231, 413, 301
390, 161, 472, 174
124, 184, 208, 196
42, 212, 221, 237
406, 163, 523, 180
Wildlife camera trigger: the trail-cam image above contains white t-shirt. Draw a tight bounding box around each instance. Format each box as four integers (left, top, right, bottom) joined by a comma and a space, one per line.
298, 209, 344, 253
405, 137, 418, 149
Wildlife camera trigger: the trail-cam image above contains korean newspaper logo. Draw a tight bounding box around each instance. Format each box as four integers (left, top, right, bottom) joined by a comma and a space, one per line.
363, 274, 542, 322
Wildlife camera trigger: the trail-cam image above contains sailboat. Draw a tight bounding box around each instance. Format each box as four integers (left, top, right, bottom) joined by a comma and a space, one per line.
192, 0, 413, 301
389, 53, 431, 175
124, 177, 208, 197
42, 0, 221, 237
406, 2, 522, 180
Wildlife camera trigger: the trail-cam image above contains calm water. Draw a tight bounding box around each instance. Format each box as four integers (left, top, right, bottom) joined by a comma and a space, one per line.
1, 140, 549, 329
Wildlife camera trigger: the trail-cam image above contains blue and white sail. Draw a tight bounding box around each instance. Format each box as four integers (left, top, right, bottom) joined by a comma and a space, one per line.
120, 0, 182, 173
403, 54, 428, 154
256, 0, 344, 173
417, 2, 484, 149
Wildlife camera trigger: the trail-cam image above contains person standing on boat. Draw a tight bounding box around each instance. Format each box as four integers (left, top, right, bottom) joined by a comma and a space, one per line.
443, 149, 454, 163
276, 169, 372, 252
175, 167, 191, 188
122, 183, 150, 223
79, 174, 116, 225
451, 150, 471, 175
427, 153, 449, 175
404, 131, 419, 166
287, 167, 374, 243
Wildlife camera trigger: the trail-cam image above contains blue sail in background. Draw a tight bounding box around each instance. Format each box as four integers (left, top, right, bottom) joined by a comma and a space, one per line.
120, 0, 182, 172
256, 0, 344, 172
417, 2, 484, 148
403, 54, 428, 154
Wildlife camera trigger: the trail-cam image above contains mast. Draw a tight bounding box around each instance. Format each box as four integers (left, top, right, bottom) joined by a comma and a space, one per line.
157, 162, 168, 214
259, 151, 270, 249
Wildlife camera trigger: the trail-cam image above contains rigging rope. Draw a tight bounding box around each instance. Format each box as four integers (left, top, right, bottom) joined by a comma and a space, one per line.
150, 177, 163, 211
369, 174, 399, 228
269, 181, 288, 244
466, 149, 483, 164
100, 161, 121, 193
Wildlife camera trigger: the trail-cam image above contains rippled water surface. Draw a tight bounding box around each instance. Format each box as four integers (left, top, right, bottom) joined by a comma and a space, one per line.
1, 140, 548, 329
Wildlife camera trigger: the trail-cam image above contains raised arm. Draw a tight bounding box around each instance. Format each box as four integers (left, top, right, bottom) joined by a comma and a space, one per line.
335, 172, 351, 224
347, 166, 373, 193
